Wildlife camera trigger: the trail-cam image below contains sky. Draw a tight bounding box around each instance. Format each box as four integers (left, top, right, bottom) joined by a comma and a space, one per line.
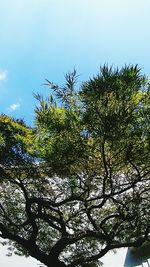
0, 0, 150, 266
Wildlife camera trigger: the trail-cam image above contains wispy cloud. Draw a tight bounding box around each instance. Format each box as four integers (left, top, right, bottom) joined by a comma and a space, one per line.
9, 102, 20, 111
0, 70, 7, 81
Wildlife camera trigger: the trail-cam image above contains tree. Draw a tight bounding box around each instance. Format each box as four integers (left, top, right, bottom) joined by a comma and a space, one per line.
0, 65, 149, 267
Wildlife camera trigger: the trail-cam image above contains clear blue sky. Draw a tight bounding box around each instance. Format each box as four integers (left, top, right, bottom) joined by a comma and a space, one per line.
0, 0, 149, 266
0, 0, 150, 125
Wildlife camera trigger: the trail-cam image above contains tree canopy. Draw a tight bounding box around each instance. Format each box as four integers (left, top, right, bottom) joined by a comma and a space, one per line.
0, 65, 150, 267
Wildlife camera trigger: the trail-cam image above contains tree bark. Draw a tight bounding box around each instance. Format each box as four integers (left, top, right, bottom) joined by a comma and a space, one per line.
47, 260, 67, 267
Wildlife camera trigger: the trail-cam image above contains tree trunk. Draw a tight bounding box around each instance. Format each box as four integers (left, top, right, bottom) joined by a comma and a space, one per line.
47, 259, 67, 267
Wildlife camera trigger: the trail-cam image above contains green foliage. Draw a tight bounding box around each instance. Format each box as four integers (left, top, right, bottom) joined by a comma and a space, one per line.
0, 65, 149, 267
0, 115, 35, 165
34, 93, 86, 175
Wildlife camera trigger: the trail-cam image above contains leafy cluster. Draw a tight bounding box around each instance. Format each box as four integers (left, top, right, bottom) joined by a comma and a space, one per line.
0, 65, 149, 267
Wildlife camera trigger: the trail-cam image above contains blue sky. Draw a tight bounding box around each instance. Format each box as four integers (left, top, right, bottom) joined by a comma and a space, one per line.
0, 0, 150, 266
0, 0, 150, 125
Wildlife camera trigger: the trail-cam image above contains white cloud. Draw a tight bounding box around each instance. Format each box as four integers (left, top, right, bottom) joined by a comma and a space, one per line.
0, 70, 7, 81
9, 102, 20, 111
